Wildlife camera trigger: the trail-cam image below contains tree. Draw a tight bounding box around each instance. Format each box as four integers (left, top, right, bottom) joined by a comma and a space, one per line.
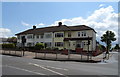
7, 37, 17, 44
101, 30, 116, 59
98, 44, 106, 51
114, 44, 120, 50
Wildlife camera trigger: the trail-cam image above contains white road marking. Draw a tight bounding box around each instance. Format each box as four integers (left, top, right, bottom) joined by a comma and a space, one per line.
45, 65, 68, 71
29, 63, 68, 71
29, 63, 66, 76
5, 65, 45, 75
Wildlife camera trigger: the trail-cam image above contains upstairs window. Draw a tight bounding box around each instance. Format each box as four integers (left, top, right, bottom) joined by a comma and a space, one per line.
78, 32, 80, 37
81, 31, 87, 37
45, 34, 52, 38
27, 35, 33, 39
41, 34, 44, 38
84, 31, 86, 36
55, 33, 63, 37
36, 35, 39, 39
18, 36, 20, 39
68, 32, 71, 37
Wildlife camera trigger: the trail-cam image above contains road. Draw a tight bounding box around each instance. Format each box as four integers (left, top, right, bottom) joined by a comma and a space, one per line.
1, 54, 118, 76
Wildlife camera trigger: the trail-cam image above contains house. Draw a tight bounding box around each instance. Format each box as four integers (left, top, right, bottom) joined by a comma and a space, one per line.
15, 22, 96, 51
0, 38, 9, 44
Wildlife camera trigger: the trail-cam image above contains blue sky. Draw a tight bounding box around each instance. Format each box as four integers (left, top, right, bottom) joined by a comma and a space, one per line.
1, 2, 118, 45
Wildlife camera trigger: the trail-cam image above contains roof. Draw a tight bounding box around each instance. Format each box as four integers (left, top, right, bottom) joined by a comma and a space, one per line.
15, 24, 96, 35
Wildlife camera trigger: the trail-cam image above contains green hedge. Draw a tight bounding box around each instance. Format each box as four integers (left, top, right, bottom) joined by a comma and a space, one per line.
35, 43, 44, 50
2, 43, 15, 49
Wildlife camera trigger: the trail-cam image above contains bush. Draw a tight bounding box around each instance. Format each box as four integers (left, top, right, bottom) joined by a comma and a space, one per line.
2, 43, 15, 49
35, 43, 44, 50
45, 47, 52, 50
52, 47, 59, 51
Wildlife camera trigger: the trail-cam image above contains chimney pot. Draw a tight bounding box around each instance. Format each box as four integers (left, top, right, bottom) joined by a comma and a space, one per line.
33, 25, 36, 29
58, 22, 62, 26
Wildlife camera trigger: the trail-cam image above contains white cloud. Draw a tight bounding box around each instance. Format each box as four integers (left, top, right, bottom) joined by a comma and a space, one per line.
50, 6, 118, 44
21, 21, 30, 26
0, 28, 12, 38
21, 21, 45, 28
99, 4, 105, 7
35, 23, 45, 27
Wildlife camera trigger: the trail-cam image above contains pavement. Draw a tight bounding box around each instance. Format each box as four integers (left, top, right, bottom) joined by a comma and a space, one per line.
0, 50, 108, 62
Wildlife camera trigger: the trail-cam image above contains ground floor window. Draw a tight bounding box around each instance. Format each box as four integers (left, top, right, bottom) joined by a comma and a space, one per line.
55, 42, 63, 47
27, 42, 34, 47
45, 42, 51, 47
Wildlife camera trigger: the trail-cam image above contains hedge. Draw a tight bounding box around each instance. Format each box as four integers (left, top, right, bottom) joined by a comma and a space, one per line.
2, 43, 15, 49
35, 43, 44, 50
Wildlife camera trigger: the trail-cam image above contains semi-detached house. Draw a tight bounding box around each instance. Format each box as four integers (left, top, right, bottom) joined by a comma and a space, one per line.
15, 22, 96, 51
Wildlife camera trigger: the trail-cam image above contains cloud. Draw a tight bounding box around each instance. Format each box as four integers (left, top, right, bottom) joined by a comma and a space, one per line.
0, 28, 12, 38
21, 21, 45, 28
21, 21, 30, 26
50, 6, 118, 45
99, 4, 105, 7
35, 23, 45, 27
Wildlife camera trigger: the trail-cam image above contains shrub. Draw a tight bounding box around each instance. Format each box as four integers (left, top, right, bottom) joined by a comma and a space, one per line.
35, 43, 44, 50
2, 43, 15, 49
53, 47, 59, 51
45, 47, 52, 50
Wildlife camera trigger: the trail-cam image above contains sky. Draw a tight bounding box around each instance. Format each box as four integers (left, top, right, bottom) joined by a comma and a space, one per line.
1, 2, 119, 46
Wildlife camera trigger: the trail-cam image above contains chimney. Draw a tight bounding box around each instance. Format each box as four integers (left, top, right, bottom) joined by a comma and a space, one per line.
33, 25, 36, 29
58, 22, 62, 26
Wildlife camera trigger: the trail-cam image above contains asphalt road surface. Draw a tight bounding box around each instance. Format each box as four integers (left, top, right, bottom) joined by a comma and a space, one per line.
1, 54, 118, 76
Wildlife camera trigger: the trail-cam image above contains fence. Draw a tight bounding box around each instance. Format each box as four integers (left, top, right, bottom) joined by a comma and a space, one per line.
0, 48, 103, 62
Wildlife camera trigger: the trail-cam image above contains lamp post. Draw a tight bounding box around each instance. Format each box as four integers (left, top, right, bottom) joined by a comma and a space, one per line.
21, 36, 26, 56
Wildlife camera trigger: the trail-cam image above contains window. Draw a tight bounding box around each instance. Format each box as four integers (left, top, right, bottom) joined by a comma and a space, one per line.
41, 35, 44, 38
55, 33, 63, 37
81, 31, 87, 37
45, 42, 51, 47
27, 42, 32, 47
68, 32, 71, 37
17, 36, 20, 39
36, 42, 39, 44
84, 31, 86, 36
55, 42, 63, 47
78, 32, 80, 37
81, 32, 84, 36
76, 44, 81, 48
45, 34, 52, 38
83, 42, 86, 45
27, 35, 33, 39
36, 35, 39, 39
